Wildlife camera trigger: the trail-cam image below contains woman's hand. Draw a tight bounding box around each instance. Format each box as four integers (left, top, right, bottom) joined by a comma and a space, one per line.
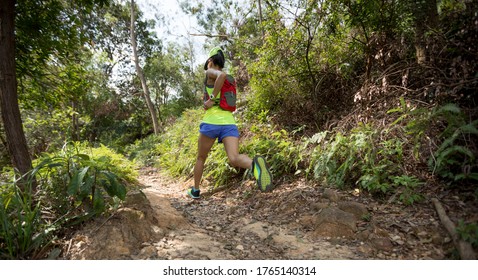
204, 98, 215, 110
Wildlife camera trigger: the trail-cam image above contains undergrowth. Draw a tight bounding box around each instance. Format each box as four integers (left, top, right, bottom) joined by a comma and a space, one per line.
0, 142, 138, 259
139, 108, 304, 188
128, 101, 477, 206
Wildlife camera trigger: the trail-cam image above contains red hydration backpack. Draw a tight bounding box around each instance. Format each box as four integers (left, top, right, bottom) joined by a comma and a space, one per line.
204, 74, 237, 112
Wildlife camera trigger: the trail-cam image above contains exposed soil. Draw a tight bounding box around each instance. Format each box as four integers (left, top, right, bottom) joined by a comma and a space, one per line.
62, 167, 476, 260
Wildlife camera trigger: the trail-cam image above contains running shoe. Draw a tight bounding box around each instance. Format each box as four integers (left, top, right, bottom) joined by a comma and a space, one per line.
253, 155, 273, 192
187, 187, 201, 199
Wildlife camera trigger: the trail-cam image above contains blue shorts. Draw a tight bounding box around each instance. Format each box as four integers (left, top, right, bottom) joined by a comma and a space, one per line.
199, 123, 240, 143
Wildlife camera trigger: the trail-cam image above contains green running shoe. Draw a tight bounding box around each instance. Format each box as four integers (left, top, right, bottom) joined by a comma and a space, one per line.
187, 187, 200, 199
253, 155, 273, 192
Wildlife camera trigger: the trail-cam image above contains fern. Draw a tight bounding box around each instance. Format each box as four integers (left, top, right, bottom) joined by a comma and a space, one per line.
429, 115, 478, 182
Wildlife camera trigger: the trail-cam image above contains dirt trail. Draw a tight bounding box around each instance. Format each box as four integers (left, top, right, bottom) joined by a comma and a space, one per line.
64, 167, 453, 260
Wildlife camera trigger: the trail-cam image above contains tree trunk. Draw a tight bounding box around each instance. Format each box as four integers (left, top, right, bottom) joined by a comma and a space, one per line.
130, 0, 160, 134
72, 100, 79, 141
258, 0, 265, 38
0, 0, 35, 191
414, 0, 438, 64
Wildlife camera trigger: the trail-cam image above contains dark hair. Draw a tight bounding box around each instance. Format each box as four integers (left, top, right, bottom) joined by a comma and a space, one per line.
204, 50, 225, 70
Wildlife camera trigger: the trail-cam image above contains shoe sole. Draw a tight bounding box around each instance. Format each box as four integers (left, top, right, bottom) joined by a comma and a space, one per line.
254, 156, 273, 192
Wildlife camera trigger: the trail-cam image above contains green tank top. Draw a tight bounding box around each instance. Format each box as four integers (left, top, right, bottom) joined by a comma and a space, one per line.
202, 85, 236, 125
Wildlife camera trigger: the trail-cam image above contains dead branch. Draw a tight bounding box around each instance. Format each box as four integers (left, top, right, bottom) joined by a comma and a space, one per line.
431, 198, 476, 259
189, 33, 229, 38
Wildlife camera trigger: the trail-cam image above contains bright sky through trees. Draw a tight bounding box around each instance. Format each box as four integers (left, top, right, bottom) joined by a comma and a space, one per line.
136, 0, 208, 65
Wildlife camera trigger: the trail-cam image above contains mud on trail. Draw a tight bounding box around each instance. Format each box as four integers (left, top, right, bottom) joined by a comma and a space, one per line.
63, 167, 455, 260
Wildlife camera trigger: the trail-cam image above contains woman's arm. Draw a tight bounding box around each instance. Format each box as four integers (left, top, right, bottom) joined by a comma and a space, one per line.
206, 68, 226, 98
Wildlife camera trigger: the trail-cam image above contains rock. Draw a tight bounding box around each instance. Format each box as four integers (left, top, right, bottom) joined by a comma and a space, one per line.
391, 235, 404, 245
236, 245, 244, 251
323, 188, 341, 202
311, 202, 329, 211
312, 207, 358, 238
431, 232, 444, 245
138, 246, 157, 259
124, 191, 148, 207
369, 236, 394, 252
357, 229, 371, 240
298, 215, 316, 228
338, 201, 369, 219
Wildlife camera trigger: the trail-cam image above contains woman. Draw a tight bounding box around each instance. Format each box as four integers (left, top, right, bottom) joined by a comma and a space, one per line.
187, 47, 273, 199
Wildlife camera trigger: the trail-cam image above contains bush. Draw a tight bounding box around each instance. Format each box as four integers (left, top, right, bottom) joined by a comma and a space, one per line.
33, 142, 138, 216
240, 123, 304, 179
0, 141, 138, 259
309, 121, 424, 204
125, 134, 162, 166
0, 182, 48, 259
427, 105, 478, 183
155, 109, 201, 178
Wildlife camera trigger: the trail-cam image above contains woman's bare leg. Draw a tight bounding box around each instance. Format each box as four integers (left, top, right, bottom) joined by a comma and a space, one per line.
193, 133, 216, 189
222, 136, 253, 169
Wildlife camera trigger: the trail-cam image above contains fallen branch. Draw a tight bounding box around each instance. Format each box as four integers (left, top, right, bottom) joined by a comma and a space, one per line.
431, 198, 476, 259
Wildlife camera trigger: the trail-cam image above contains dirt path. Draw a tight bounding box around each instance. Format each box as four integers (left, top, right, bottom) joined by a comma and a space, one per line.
63, 167, 454, 260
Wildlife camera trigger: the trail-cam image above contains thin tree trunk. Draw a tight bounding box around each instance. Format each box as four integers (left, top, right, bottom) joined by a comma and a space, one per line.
0, 0, 35, 191
72, 100, 79, 141
258, 0, 265, 38
130, 0, 160, 134
414, 0, 438, 64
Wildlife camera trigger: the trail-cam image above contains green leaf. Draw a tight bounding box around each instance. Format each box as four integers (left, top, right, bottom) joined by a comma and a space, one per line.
455, 173, 478, 181
459, 122, 478, 135
101, 171, 126, 200
75, 154, 90, 161
67, 167, 90, 196
93, 189, 105, 213
434, 103, 461, 115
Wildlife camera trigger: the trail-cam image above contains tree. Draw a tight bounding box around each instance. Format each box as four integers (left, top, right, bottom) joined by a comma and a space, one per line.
130, 0, 160, 134
0, 0, 34, 190
411, 0, 438, 64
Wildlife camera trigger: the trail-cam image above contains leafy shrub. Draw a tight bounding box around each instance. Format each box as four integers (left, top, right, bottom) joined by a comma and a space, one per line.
240, 124, 304, 179
34, 142, 138, 217
427, 105, 478, 183
309, 122, 423, 199
156, 109, 201, 177
0, 182, 49, 259
126, 134, 162, 166
0, 141, 137, 259
389, 101, 478, 184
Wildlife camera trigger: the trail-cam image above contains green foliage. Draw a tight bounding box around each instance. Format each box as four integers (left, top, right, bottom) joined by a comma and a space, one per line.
428, 105, 478, 183
456, 221, 478, 248
309, 122, 424, 201
146, 107, 304, 188
34, 142, 137, 217
391, 175, 425, 205
240, 124, 304, 179
155, 109, 202, 178
0, 141, 136, 259
0, 182, 49, 259
126, 134, 162, 166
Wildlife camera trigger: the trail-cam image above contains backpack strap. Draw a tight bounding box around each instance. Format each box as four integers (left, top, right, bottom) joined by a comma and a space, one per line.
203, 74, 210, 102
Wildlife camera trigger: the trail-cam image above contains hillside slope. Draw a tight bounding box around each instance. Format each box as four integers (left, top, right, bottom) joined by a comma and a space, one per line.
62, 167, 472, 260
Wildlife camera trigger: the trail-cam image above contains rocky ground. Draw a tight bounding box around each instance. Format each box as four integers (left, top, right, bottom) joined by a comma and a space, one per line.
62, 167, 475, 260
